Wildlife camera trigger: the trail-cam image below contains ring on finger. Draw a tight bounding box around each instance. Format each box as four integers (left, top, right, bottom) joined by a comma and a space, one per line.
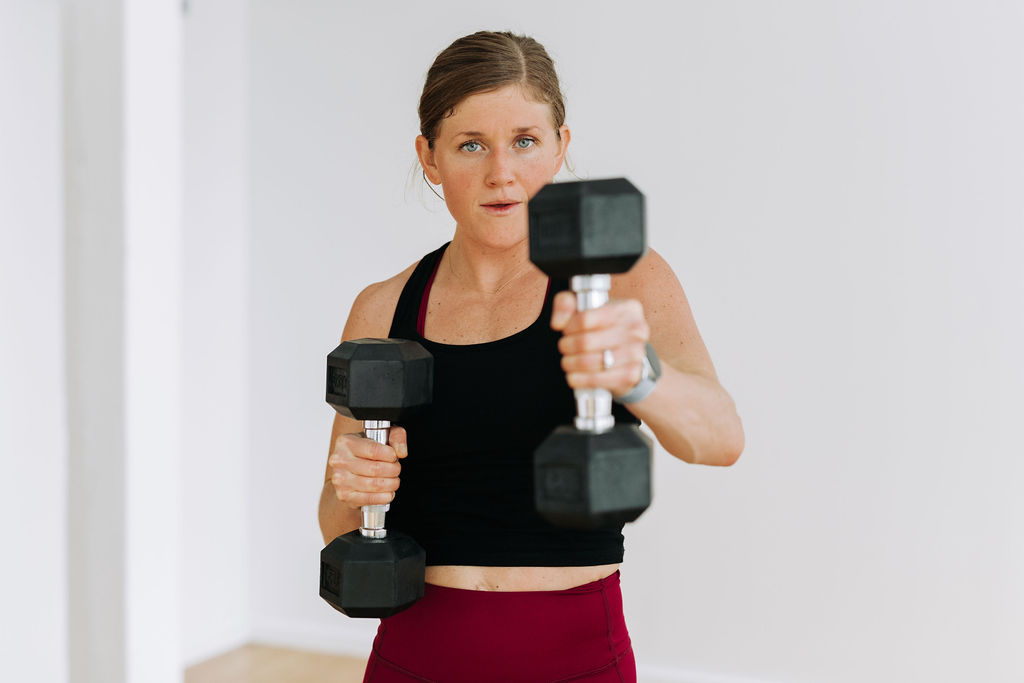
602, 349, 615, 370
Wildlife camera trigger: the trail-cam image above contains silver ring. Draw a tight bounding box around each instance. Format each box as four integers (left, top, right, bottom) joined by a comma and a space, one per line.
602, 349, 615, 370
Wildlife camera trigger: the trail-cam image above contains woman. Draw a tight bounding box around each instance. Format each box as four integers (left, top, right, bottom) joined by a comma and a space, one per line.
319, 31, 744, 683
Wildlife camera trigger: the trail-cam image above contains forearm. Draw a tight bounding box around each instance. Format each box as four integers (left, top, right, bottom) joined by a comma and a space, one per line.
625, 365, 744, 466
318, 481, 361, 545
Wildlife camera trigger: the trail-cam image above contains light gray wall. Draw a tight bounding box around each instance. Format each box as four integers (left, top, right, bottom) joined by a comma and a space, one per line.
62, 0, 184, 680
14, 0, 1020, 680
0, 3, 66, 681
181, 0, 251, 665
245, 2, 1024, 681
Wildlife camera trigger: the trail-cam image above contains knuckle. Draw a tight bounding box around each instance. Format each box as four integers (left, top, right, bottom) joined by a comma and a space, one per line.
628, 363, 642, 383
372, 443, 394, 462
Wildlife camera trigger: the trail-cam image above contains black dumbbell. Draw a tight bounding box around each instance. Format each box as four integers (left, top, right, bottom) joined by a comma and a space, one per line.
529, 178, 653, 529
319, 338, 432, 618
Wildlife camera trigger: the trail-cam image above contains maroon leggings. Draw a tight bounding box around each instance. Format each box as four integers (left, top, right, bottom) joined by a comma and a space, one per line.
362, 571, 635, 683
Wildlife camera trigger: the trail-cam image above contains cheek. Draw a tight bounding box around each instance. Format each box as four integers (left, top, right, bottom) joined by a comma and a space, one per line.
523, 160, 557, 193
439, 170, 477, 214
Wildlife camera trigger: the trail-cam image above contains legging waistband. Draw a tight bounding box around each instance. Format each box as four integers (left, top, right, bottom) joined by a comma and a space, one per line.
363, 571, 635, 683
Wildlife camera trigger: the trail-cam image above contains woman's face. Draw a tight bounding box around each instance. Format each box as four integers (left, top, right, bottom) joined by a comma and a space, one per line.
416, 84, 570, 248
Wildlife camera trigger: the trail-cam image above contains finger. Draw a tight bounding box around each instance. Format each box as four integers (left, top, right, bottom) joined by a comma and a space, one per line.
560, 299, 647, 335
565, 362, 644, 393
330, 468, 401, 504
336, 489, 398, 507
342, 455, 402, 480
333, 433, 399, 463
560, 345, 646, 374
550, 291, 576, 330
337, 472, 401, 495
558, 325, 646, 355
388, 426, 409, 458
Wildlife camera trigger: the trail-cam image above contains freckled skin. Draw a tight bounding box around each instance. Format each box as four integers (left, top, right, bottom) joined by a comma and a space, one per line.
319, 84, 744, 593
415, 85, 570, 253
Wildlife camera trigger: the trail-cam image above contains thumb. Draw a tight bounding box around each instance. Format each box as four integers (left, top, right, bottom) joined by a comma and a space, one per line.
550, 291, 576, 331
388, 426, 409, 458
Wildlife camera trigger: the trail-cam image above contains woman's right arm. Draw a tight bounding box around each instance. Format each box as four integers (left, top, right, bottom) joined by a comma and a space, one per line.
318, 415, 408, 544
317, 269, 415, 545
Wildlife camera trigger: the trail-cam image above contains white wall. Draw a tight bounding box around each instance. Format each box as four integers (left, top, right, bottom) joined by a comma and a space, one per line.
245, 1, 1024, 682
0, 3, 66, 681
63, 0, 184, 680
181, 0, 251, 665
11, 0, 1019, 680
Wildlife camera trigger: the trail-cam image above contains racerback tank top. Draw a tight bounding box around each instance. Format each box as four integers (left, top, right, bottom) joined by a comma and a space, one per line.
386, 242, 640, 566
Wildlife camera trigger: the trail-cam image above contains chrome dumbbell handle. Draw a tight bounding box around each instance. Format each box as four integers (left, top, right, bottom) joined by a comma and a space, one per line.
359, 420, 391, 538
570, 274, 614, 433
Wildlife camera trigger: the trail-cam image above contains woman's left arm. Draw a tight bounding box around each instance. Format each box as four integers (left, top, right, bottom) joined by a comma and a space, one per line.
551, 248, 744, 466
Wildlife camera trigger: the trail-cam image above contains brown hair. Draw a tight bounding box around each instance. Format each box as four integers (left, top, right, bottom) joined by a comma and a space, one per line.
418, 31, 566, 149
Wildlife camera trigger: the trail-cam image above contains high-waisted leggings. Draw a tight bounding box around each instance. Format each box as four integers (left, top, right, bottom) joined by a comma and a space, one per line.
361, 571, 635, 683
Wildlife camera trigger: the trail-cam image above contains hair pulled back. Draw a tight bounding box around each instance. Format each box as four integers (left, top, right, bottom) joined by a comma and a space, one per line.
418, 31, 566, 149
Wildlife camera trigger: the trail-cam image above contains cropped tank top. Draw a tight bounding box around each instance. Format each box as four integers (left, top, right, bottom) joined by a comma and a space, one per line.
386, 242, 641, 567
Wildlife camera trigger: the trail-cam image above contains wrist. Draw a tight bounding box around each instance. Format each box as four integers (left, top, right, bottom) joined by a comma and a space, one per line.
615, 343, 661, 404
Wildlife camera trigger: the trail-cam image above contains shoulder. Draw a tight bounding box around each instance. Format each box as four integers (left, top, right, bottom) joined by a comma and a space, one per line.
611, 247, 684, 304
611, 247, 717, 378
341, 259, 421, 341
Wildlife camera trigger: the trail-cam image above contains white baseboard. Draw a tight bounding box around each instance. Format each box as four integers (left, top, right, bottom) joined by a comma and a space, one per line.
636, 664, 782, 683
252, 618, 780, 683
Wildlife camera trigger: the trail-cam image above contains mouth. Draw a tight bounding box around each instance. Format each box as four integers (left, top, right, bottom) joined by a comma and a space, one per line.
482, 200, 521, 214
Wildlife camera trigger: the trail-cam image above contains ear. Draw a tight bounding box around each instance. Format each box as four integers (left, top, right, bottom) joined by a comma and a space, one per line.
553, 125, 571, 176
415, 135, 441, 185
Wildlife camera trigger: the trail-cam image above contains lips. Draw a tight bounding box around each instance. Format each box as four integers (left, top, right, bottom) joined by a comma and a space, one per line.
481, 199, 521, 216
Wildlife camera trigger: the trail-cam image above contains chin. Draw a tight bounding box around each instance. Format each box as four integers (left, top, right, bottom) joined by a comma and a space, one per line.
460, 218, 528, 248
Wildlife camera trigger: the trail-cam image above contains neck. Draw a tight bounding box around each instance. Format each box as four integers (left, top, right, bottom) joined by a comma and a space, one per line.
444, 233, 537, 295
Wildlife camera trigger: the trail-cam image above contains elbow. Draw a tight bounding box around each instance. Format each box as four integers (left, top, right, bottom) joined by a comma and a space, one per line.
719, 428, 745, 466
697, 412, 745, 467
715, 411, 745, 467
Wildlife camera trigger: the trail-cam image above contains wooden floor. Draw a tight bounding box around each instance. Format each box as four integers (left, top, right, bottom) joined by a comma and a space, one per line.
185, 644, 368, 683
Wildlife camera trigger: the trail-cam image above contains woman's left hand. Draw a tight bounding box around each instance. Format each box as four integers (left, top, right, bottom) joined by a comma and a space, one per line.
550, 291, 649, 398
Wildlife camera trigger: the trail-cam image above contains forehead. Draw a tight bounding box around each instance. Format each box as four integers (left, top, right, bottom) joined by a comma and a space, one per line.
440, 84, 555, 136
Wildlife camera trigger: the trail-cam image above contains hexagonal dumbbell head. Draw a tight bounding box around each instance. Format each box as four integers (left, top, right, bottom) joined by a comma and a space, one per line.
529, 178, 646, 279
320, 531, 426, 618
534, 425, 653, 530
326, 338, 433, 421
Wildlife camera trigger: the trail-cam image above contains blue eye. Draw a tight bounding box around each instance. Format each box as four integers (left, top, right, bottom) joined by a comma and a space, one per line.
460, 141, 482, 152
515, 137, 536, 149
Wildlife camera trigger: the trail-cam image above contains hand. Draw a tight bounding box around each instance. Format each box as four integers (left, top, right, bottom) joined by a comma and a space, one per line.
550, 291, 650, 397
326, 426, 407, 510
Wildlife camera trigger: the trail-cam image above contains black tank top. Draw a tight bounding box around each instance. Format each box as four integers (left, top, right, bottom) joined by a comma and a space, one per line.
387, 242, 640, 566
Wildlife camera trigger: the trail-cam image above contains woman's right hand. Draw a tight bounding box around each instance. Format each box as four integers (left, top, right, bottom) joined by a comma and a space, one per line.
326, 426, 407, 510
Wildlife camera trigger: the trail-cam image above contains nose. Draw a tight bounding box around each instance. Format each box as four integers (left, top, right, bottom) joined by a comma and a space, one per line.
486, 148, 514, 187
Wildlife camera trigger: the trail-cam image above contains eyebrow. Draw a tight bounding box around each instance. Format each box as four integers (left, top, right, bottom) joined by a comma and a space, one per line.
454, 126, 542, 138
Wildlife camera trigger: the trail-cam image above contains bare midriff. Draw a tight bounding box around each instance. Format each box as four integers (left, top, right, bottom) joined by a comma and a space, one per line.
425, 563, 620, 592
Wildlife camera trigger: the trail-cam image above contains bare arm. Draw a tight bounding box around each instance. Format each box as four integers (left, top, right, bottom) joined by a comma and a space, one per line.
318, 266, 417, 544
551, 249, 744, 466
